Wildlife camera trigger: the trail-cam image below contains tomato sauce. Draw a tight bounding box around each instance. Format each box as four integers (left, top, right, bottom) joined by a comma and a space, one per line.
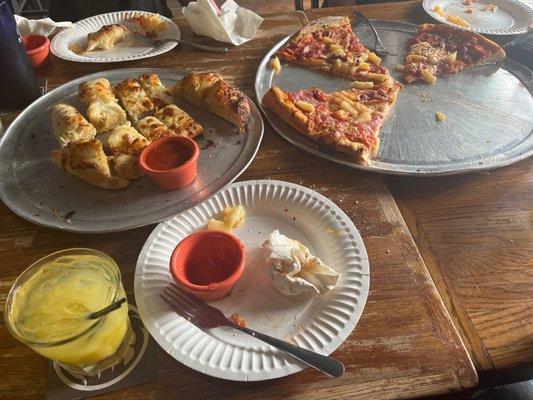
145, 140, 194, 171
185, 255, 237, 286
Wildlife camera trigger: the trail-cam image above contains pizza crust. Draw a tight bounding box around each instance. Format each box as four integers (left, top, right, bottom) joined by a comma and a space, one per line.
290, 16, 350, 42
262, 87, 308, 135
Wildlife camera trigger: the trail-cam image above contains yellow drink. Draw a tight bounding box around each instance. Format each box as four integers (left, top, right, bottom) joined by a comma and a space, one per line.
5, 249, 132, 376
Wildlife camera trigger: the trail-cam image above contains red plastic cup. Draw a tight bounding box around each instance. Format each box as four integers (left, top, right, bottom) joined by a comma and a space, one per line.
22, 35, 50, 69
139, 136, 200, 190
170, 230, 246, 302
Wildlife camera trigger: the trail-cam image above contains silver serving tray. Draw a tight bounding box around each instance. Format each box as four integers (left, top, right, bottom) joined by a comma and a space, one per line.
255, 20, 533, 176
0, 68, 263, 233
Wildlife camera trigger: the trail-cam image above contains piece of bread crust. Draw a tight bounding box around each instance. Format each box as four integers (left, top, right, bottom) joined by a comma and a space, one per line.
289, 16, 350, 43
50, 139, 129, 189
203, 80, 250, 132
171, 72, 222, 107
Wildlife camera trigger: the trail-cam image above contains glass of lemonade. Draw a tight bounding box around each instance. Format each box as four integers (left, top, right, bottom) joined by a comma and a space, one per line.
4, 248, 133, 376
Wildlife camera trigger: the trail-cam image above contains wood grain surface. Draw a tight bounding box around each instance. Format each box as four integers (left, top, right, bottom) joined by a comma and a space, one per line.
388, 159, 533, 371
7, 1, 527, 398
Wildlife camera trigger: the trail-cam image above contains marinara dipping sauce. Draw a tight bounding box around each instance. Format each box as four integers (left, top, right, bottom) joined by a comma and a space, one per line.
139, 136, 200, 190
170, 231, 246, 302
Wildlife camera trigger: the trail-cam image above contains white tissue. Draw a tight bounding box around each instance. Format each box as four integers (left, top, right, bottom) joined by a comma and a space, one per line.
182, 0, 263, 45
263, 230, 340, 296
14, 15, 72, 38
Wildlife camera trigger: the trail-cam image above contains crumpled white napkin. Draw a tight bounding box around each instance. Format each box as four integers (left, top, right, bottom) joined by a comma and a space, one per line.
14, 15, 73, 37
182, 0, 263, 45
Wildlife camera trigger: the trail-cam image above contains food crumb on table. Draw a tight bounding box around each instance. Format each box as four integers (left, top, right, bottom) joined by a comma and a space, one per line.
435, 112, 446, 122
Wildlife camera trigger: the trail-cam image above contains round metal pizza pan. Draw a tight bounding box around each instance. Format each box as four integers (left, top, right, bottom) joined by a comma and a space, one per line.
0, 68, 263, 233
255, 20, 533, 176
422, 0, 533, 35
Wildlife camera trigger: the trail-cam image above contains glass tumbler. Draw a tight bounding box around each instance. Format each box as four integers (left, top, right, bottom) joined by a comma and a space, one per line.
4, 248, 134, 376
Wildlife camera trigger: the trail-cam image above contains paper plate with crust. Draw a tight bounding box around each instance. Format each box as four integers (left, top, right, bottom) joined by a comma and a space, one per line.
422, 0, 533, 35
51, 11, 181, 63
134, 179, 370, 381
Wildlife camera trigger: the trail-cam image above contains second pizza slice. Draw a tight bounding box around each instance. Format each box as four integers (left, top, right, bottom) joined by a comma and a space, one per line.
262, 81, 402, 165
276, 16, 390, 84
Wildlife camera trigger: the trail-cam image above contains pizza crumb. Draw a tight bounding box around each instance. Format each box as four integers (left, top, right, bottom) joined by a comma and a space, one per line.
435, 112, 446, 122
231, 313, 248, 327
465, 8, 474, 14
483, 4, 497, 12
269, 56, 282, 74
394, 64, 405, 72
433, 5, 446, 17
447, 14, 470, 27
463, 0, 473, 5
69, 43, 85, 55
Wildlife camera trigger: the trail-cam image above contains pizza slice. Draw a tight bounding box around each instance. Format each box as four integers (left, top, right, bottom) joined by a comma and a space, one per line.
403, 23, 505, 84
262, 82, 401, 164
276, 16, 389, 83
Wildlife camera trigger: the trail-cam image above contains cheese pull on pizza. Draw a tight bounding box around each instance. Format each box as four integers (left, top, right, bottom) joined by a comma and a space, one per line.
172, 72, 251, 132
262, 82, 402, 165
276, 16, 391, 84
78, 78, 127, 133
403, 24, 506, 84
86, 24, 129, 52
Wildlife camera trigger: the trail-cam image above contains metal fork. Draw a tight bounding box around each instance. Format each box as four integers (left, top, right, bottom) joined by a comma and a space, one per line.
352, 10, 397, 57
128, 31, 228, 53
160, 283, 345, 377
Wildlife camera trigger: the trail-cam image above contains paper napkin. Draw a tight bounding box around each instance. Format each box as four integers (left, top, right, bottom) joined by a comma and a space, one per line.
14, 15, 72, 38
182, 0, 263, 45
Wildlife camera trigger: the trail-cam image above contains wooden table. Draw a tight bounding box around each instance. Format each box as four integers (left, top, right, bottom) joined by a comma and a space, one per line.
0, 1, 530, 398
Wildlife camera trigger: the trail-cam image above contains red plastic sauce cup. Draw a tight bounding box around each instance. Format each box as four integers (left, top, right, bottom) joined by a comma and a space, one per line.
22, 35, 50, 69
139, 136, 200, 190
170, 230, 246, 302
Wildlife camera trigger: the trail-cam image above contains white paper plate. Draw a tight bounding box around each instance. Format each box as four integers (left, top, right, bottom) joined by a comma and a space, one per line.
134, 180, 370, 381
51, 11, 180, 63
422, 0, 533, 34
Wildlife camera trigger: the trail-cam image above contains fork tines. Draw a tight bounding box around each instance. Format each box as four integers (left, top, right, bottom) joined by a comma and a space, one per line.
160, 283, 206, 321
128, 31, 155, 46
